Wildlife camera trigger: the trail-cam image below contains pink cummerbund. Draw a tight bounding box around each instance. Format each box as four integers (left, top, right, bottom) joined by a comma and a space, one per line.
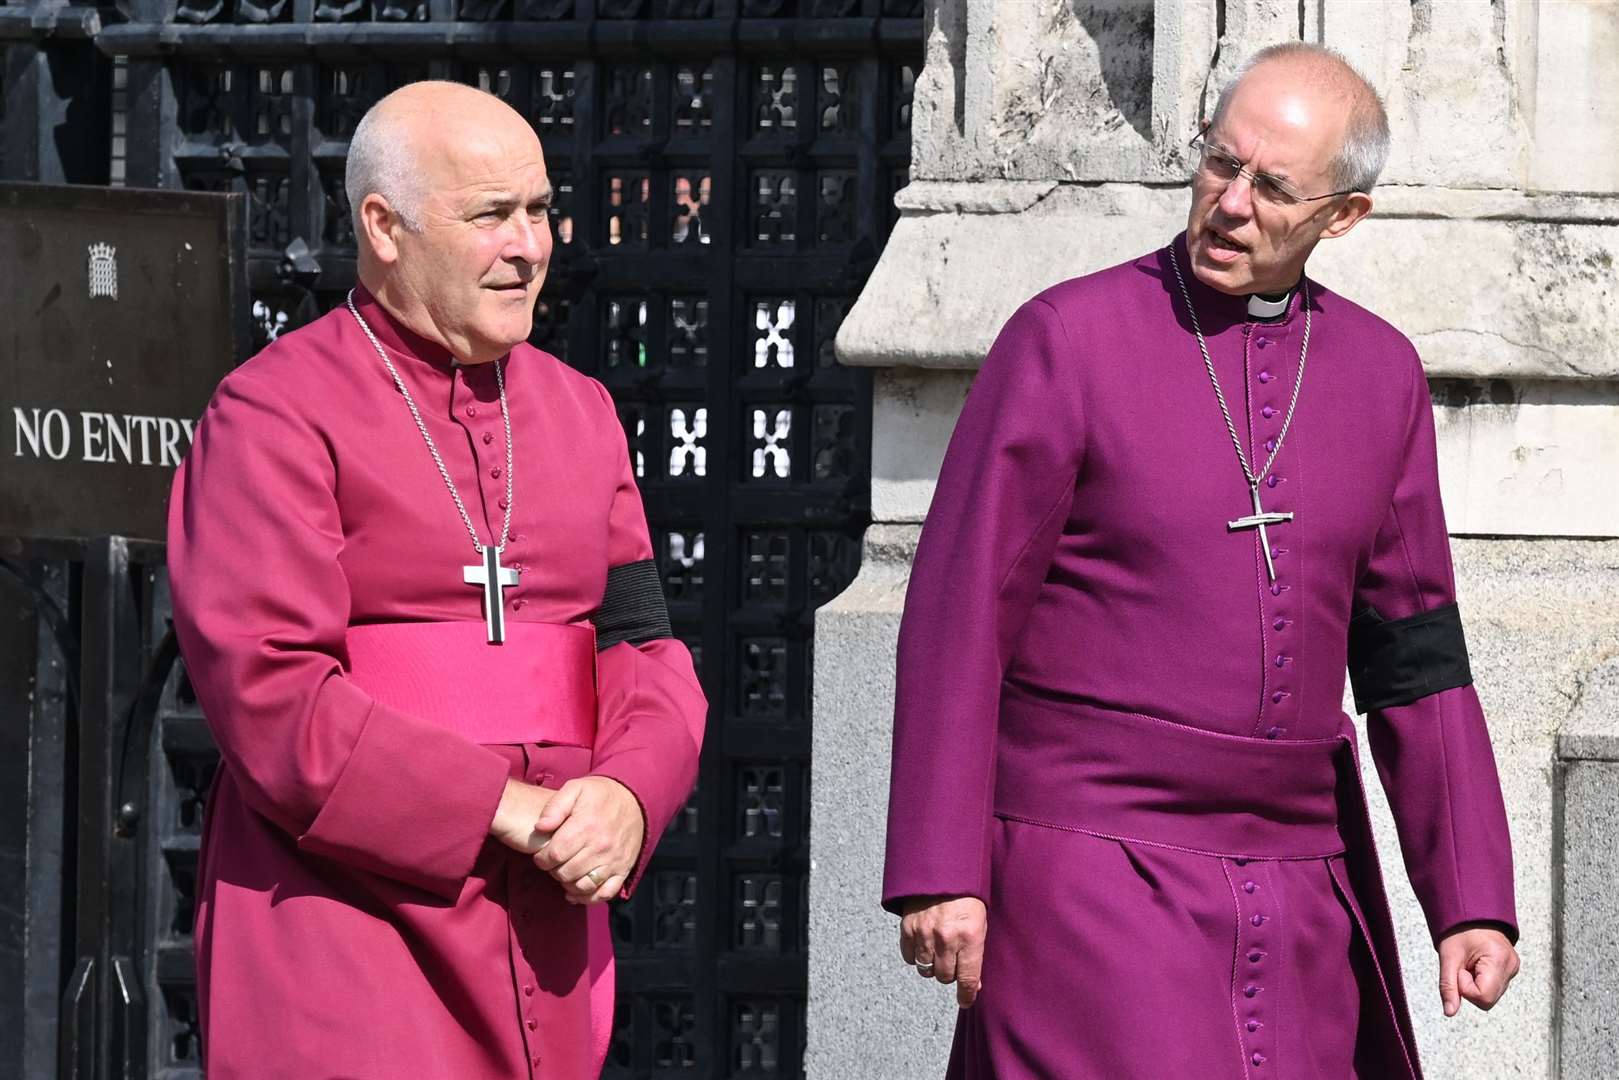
993, 682, 1351, 860
345, 620, 597, 747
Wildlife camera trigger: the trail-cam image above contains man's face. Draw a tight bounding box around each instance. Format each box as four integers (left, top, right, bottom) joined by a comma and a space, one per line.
1185, 67, 1354, 296
392, 121, 553, 363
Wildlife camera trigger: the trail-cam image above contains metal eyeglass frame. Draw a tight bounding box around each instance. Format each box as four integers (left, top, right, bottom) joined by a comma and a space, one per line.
1188, 125, 1361, 205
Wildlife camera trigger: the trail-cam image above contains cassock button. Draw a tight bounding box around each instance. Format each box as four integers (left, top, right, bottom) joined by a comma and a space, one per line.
1273, 618, 1286, 632
499, 497, 510, 510
1261, 406, 1276, 419
1258, 371, 1272, 383
1267, 475, 1282, 489
491, 466, 502, 479
1244, 881, 1257, 893
1253, 1052, 1266, 1066
1251, 914, 1266, 926
466, 405, 478, 418
1244, 985, 1261, 998
1265, 726, 1281, 740
1265, 437, 1278, 452
1256, 338, 1270, 349
527, 1018, 537, 1031
1271, 691, 1286, 704
1246, 1020, 1262, 1033
484, 432, 495, 445
1248, 951, 1264, 963
513, 598, 527, 611
523, 985, 534, 997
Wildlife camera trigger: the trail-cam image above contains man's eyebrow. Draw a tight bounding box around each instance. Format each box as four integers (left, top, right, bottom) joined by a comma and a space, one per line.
529, 188, 554, 207
1210, 142, 1298, 187
470, 193, 519, 212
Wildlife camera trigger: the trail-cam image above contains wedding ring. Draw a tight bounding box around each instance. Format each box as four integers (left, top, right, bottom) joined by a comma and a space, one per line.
916, 960, 935, 975
586, 867, 607, 887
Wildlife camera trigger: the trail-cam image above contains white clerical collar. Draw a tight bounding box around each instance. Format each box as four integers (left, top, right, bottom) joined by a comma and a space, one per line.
1247, 290, 1293, 320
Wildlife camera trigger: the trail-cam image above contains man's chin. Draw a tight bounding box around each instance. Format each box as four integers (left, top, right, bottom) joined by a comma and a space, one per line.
1189, 252, 1252, 297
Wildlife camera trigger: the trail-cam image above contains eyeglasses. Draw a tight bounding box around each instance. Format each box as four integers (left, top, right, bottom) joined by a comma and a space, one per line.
1188, 126, 1358, 207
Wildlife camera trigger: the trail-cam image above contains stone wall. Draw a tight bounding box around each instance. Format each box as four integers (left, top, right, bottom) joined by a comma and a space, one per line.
808, 2, 1619, 1077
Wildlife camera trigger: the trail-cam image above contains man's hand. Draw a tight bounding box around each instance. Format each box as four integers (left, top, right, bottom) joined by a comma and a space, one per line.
531, 776, 645, 905
488, 778, 557, 855
899, 895, 988, 1008
1437, 925, 1520, 1017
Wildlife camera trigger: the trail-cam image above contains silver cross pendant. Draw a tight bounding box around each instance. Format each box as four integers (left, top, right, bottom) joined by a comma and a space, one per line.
1227, 483, 1294, 583
463, 546, 520, 644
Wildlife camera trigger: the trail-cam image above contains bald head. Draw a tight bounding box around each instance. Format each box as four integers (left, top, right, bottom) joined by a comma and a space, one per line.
1210, 43, 1389, 193
346, 80, 553, 365
345, 81, 539, 235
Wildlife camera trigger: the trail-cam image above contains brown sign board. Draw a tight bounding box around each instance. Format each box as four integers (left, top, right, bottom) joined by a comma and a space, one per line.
0, 183, 249, 543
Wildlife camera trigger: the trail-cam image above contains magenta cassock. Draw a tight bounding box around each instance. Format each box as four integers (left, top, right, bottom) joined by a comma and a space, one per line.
168, 289, 706, 1079
883, 237, 1517, 1078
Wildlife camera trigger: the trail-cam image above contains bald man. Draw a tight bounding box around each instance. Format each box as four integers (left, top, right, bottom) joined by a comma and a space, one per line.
169, 81, 706, 1079
884, 43, 1519, 1078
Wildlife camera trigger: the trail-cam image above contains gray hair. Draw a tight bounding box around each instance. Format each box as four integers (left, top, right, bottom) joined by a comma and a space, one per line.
344, 100, 424, 234
1210, 42, 1391, 194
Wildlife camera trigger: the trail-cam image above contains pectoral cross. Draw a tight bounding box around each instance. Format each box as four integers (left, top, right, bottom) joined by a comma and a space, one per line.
1227, 482, 1293, 583
464, 545, 520, 644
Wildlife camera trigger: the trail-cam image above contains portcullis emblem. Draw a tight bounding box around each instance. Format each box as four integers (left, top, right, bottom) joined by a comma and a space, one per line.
88, 242, 118, 300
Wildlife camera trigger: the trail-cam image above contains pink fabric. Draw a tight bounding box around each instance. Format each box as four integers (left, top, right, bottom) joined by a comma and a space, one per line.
169, 287, 706, 1078
345, 621, 598, 746
884, 236, 1517, 1078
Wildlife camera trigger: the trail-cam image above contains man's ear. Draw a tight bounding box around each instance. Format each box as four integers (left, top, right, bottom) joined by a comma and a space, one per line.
357, 194, 402, 265
1319, 191, 1373, 241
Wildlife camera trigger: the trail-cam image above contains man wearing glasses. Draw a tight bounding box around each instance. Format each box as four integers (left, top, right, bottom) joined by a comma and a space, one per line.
883, 42, 1520, 1077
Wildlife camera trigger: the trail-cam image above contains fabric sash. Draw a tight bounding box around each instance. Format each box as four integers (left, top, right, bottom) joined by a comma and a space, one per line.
993, 684, 1350, 859
345, 620, 597, 747
992, 682, 1420, 1077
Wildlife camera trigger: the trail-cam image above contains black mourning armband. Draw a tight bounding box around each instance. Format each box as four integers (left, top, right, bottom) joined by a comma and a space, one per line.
1347, 601, 1474, 713
594, 559, 673, 651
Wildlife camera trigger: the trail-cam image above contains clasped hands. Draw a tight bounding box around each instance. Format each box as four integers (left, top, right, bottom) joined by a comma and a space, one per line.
490, 776, 643, 904
901, 897, 1521, 1016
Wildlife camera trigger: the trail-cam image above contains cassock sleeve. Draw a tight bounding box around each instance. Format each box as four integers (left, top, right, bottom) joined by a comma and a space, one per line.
1351, 349, 1519, 946
882, 299, 1085, 914
168, 367, 513, 902
584, 381, 707, 898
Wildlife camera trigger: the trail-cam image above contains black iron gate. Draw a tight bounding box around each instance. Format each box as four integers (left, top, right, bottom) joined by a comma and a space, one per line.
1, 2, 919, 1077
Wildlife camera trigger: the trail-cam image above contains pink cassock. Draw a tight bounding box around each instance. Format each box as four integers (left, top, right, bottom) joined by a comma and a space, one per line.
167, 286, 706, 1079
883, 236, 1517, 1078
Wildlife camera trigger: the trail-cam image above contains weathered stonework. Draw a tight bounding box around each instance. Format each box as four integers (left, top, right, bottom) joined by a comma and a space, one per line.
810, 1, 1619, 1077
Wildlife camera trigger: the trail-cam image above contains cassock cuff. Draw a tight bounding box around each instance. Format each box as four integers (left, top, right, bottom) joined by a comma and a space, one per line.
586, 764, 660, 900
1432, 916, 1520, 950
298, 700, 511, 900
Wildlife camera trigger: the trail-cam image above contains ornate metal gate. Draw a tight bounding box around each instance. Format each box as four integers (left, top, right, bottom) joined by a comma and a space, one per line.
0, 1, 919, 1076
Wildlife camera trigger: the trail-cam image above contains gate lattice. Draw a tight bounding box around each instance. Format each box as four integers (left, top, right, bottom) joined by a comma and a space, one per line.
0, 2, 920, 1076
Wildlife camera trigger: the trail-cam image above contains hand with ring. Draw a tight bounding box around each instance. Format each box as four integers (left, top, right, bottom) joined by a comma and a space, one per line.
529, 776, 646, 904
899, 894, 988, 1008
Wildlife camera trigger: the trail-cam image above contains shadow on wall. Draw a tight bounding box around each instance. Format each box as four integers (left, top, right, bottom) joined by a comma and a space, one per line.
1072, 0, 1155, 142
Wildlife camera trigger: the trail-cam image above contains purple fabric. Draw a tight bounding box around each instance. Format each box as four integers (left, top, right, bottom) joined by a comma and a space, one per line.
883, 236, 1517, 1078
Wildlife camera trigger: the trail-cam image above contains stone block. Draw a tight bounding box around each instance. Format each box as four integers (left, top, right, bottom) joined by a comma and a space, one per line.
1531, 1, 1619, 194
839, 182, 1619, 381
1560, 760, 1619, 1079
806, 525, 956, 1080
871, 368, 972, 525
1432, 382, 1619, 539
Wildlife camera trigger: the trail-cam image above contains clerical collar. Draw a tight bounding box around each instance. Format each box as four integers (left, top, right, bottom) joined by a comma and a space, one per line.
1247, 289, 1294, 322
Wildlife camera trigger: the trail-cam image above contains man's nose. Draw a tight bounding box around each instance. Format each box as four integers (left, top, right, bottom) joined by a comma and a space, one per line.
1217, 172, 1255, 218
507, 212, 550, 265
